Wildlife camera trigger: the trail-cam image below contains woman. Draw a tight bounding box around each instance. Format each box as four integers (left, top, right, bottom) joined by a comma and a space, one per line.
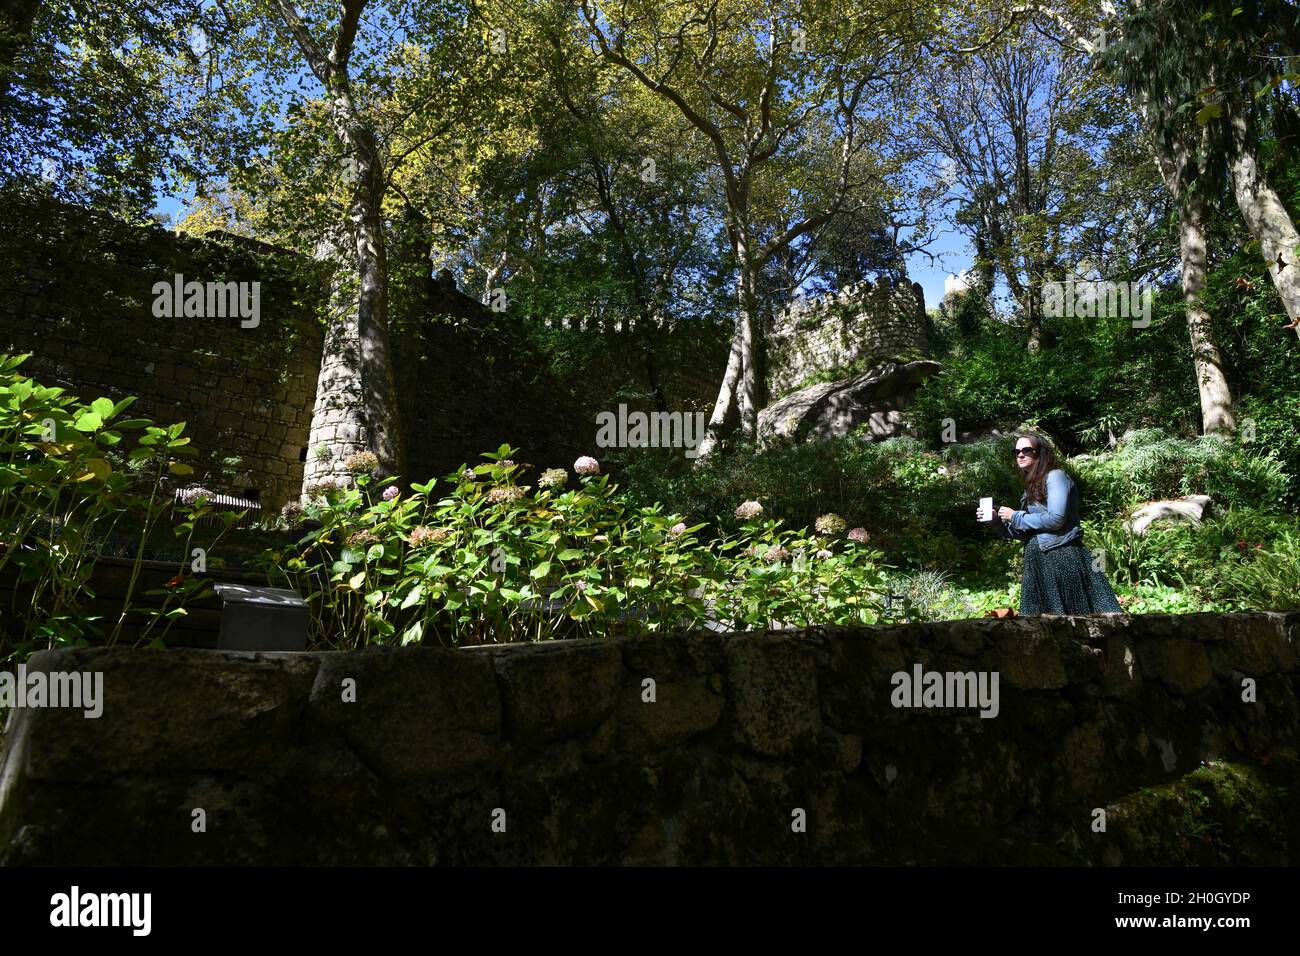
979, 431, 1123, 616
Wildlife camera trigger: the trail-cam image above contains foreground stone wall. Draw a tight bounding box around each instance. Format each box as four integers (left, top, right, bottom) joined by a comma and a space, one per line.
767, 279, 929, 399
2, 613, 1296, 865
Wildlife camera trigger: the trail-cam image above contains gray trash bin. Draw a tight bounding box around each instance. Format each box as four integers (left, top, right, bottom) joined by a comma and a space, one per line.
213, 583, 309, 651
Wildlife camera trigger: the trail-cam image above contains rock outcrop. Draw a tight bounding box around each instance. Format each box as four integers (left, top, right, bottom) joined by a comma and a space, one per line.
1127, 495, 1214, 535
757, 359, 941, 443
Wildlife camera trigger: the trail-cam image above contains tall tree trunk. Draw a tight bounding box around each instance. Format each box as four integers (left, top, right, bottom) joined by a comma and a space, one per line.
1228, 110, 1300, 337
482, 249, 507, 306
273, 0, 404, 493
303, 230, 370, 493
735, 236, 761, 438
1141, 94, 1236, 436
302, 117, 405, 495
1025, 272, 1043, 353
345, 122, 404, 478
694, 328, 743, 460
696, 226, 762, 460
1178, 191, 1237, 435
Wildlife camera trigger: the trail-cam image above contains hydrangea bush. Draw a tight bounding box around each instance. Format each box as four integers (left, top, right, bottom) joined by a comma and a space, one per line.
262, 445, 893, 648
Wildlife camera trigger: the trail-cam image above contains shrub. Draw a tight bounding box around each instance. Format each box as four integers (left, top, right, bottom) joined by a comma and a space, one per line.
263, 445, 894, 649
620, 433, 1026, 567
883, 568, 981, 622
1070, 428, 1289, 517
0, 354, 215, 662
1082, 508, 1300, 611
1216, 531, 1300, 611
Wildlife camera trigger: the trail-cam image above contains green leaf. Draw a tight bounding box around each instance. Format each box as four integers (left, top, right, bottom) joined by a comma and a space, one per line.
557, 548, 584, 560
73, 412, 102, 432
1195, 102, 1222, 125
400, 585, 425, 609
530, 561, 552, 579
365, 543, 385, 561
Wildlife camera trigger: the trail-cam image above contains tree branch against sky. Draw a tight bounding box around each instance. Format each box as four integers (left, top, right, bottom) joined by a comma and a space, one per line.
581, 0, 928, 459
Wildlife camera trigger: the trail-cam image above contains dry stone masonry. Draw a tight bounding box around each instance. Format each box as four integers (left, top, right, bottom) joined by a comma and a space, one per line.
3, 613, 1297, 865
0, 194, 327, 509
766, 277, 930, 400
0, 192, 729, 512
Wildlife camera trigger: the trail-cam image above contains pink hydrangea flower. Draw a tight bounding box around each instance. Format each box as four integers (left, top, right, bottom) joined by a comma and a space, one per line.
409, 526, 450, 547
574, 456, 600, 476
734, 500, 763, 520
486, 485, 525, 504
381, 485, 400, 501
848, 527, 870, 543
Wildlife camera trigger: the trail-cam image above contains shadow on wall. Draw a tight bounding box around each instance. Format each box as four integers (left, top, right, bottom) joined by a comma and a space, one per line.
1, 189, 734, 507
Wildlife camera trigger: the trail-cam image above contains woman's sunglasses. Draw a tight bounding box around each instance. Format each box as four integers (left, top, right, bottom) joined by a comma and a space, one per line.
1015, 447, 1038, 458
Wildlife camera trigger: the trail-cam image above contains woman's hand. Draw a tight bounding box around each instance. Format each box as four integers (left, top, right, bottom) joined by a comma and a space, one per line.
997, 506, 1016, 522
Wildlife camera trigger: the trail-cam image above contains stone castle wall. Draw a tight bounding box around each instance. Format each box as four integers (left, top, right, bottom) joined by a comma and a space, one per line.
767, 279, 930, 398
0, 195, 327, 509
2, 612, 1297, 865
0, 195, 730, 511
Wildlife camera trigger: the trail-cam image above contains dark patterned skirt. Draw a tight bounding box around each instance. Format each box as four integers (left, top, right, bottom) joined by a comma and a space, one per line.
1020, 536, 1124, 616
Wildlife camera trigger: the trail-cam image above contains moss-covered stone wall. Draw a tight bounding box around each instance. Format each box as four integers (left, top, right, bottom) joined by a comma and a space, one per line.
2, 612, 1296, 865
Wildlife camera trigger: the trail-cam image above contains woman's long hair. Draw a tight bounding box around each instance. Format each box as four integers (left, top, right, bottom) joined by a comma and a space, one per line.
1015, 431, 1059, 504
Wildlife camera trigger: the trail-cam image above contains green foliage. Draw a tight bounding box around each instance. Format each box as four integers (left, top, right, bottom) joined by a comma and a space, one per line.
1217, 531, 1300, 612
909, 293, 1199, 449
1071, 429, 1288, 518
263, 445, 893, 649
1081, 507, 1300, 611
883, 568, 980, 622
1201, 248, 1300, 506
0, 355, 216, 662
621, 434, 1026, 562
